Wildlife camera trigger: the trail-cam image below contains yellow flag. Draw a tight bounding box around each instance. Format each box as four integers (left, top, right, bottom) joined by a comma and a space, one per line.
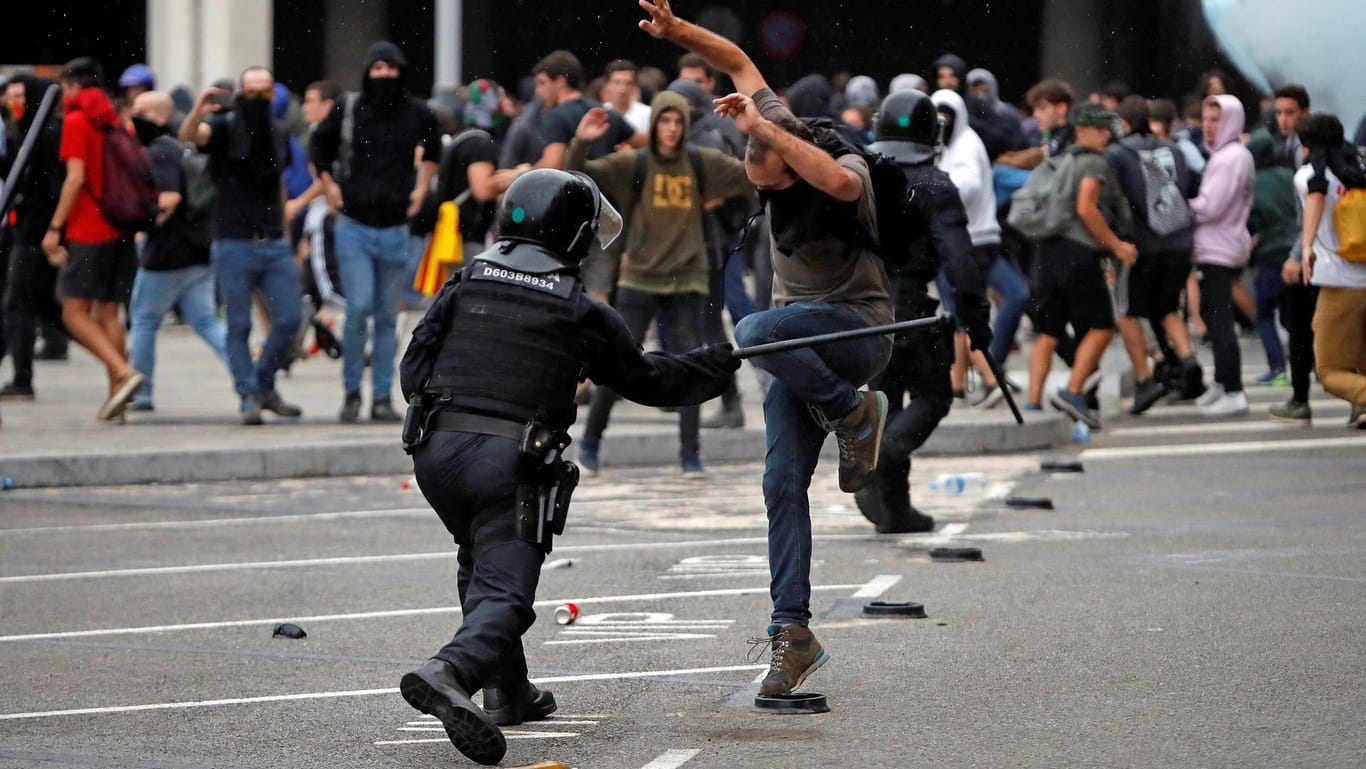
414, 201, 463, 295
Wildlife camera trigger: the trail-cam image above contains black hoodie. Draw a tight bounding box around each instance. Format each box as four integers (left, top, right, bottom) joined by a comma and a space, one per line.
931, 54, 968, 93
309, 41, 442, 227
6, 73, 65, 242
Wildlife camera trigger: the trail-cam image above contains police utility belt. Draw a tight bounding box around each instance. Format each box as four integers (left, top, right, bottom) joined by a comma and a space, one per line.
409, 408, 579, 554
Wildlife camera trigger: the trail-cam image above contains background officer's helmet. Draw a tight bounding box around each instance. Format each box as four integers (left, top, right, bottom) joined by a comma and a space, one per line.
497, 169, 622, 265
874, 90, 942, 152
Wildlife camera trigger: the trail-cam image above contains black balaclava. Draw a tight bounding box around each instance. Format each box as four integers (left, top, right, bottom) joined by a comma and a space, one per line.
131, 116, 168, 146
362, 41, 408, 111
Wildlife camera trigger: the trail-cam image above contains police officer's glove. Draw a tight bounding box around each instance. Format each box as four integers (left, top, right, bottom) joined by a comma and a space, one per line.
700, 343, 742, 373
961, 299, 994, 353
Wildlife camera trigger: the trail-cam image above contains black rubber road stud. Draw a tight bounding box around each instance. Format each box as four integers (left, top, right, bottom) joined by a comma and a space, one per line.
754, 692, 830, 714
1005, 496, 1056, 510
862, 601, 927, 618
928, 546, 984, 562
272, 623, 307, 639
1041, 460, 1084, 473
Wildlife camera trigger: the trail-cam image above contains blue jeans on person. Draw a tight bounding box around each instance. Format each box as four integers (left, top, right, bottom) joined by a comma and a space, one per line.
987, 253, 1029, 366
212, 238, 302, 402
733, 302, 892, 626
129, 264, 229, 406
334, 215, 412, 403
1255, 259, 1286, 373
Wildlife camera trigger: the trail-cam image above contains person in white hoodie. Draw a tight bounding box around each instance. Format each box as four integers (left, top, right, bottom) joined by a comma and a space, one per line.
1189, 94, 1256, 417
930, 88, 1012, 406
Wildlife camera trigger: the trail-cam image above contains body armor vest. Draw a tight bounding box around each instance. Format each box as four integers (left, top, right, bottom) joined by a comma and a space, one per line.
425, 252, 585, 429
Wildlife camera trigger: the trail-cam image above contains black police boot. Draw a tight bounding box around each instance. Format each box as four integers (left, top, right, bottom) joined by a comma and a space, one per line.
873, 460, 935, 534
400, 659, 506, 765
481, 681, 558, 726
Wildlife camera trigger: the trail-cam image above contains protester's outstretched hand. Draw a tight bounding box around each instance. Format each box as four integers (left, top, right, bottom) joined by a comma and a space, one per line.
713, 93, 762, 135
576, 108, 611, 143
638, 0, 679, 38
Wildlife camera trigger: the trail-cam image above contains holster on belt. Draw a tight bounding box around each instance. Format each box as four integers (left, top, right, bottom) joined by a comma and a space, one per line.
515, 460, 578, 554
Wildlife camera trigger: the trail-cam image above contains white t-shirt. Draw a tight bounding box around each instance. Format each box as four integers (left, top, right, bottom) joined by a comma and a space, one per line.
1295, 164, 1366, 288
612, 101, 652, 135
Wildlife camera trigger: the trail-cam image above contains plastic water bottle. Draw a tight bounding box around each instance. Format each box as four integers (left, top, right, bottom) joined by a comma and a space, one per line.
1072, 422, 1092, 444
929, 472, 987, 496
0, 477, 12, 491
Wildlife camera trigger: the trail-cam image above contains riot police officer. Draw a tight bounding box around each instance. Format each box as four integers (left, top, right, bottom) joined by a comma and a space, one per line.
395, 168, 738, 765
860, 90, 992, 533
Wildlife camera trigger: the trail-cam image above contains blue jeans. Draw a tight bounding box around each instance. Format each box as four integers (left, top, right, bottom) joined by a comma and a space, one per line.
334, 215, 413, 402
212, 238, 302, 400
1255, 260, 1286, 372
734, 303, 892, 626
129, 265, 229, 406
987, 253, 1029, 366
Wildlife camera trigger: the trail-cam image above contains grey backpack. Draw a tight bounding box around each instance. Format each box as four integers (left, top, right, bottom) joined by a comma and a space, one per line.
1127, 143, 1192, 237
1007, 152, 1080, 241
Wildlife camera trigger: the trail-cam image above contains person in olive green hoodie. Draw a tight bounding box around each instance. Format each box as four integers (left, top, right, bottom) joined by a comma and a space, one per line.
567, 90, 752, 478
1246, 128, 1298, 385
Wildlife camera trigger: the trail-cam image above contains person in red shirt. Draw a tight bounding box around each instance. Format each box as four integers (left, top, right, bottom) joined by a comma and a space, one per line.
40, 58, 143, 423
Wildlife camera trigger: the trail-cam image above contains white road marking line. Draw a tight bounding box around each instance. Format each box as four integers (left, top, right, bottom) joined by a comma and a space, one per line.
639, 749, 702, 769
376, 732, 582, 745
0, 665, 765, 721
956, 529, 1129, 543
925, 522, 969, 544
546, 634, 717, 645
850, 574, 902, 599
0, 507, 432, 536
0, 584, 861, 643
1107, 421, 1326, 437
1083, 436, 1364, 460
0, 534, 874, 584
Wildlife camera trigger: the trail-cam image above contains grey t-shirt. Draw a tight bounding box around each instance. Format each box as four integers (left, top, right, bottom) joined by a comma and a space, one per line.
1061, 145, 1131, 250
753, 88, 892, 326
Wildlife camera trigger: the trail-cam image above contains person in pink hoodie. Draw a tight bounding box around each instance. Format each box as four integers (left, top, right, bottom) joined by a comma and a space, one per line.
1189, 94, 1255, 417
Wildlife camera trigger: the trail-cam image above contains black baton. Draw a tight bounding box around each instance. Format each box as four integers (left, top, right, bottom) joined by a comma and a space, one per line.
983, 352, 1025, 425
0, 84, 60, 227
732, 315, 951, 360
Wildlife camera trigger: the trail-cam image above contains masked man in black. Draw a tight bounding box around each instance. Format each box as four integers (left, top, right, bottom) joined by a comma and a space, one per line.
863, 90, 992, 533
396, 169, 738, 765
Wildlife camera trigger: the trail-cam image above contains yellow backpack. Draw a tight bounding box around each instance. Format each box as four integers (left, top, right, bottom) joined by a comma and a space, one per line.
1335, 186, 1366, 263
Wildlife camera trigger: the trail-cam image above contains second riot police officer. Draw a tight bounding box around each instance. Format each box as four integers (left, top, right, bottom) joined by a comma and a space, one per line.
861, 90, 992, 533
395, 168, 739, 765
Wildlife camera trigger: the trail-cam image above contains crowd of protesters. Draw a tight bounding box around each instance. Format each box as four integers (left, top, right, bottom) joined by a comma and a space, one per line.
1, 45, 1363, 444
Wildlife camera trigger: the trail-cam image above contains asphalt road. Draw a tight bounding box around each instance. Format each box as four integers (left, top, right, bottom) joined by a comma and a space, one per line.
2, 387, 1364, 769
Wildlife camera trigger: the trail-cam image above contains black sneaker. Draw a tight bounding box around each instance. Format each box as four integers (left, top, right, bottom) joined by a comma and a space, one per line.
1177, 356, 1206, 401
260, 391, 303, 418
0, 381, 35, 400
240, 396, 264, 426
339, 393, 362, 423
372, 400, 402, 422
400, 659, 506, 765
481, 682, 557, 727
1129, 378, 1168, 415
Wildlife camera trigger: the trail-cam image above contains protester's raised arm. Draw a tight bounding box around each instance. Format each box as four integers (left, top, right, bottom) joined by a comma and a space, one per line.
638, 0, 766, 96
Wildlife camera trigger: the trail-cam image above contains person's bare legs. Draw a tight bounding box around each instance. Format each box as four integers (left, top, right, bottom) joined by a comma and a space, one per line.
968, 348, 999, 387
950, 333, 969, 391
1187, 273, 1205, 337
62, 298, 133, 381
1118, 316, 1151, 380
1161, 312, 1194, 359
1232, 281, 1255, 322
1066, 329, 1115, 393
1028, 334, 1058, 407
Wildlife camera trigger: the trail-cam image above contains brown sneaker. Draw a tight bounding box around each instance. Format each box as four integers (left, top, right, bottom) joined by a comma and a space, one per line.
833, 391, 887, 493
750, 624, 830, 696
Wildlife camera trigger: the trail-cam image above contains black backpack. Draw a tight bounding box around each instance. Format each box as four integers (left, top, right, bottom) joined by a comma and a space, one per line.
801, 118, 915, 272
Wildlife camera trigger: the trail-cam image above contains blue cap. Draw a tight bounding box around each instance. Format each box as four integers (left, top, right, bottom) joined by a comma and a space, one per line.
118, 63, 155, 90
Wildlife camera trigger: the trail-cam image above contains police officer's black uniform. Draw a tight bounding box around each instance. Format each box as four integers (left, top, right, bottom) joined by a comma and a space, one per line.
395, 169, 738, 766
861, 91, 993, 533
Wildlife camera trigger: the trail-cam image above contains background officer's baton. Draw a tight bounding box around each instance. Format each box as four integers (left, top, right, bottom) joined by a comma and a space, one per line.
983, 353, 1025, 425
733, 315, 950, 360
0, 84, 60, 228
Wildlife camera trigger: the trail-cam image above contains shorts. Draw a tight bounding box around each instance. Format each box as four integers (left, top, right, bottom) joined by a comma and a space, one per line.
1029, 237, 1115, 338
58, 238, 138, 303
1127, 249, 1190, 320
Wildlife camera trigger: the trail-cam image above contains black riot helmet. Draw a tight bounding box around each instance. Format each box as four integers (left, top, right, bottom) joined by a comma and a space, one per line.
496, 169, 623, 264
869, 90, 941, 164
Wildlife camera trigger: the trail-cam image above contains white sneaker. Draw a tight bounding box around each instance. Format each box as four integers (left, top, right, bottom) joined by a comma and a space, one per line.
1199, 390, 1249, 417
1196, 382, 1225, 408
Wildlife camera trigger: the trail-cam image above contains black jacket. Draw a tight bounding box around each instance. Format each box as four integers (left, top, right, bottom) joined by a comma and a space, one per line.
896, 160, 985, 309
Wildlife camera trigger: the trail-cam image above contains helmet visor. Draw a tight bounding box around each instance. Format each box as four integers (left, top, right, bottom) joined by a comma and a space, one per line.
595, 194, 624, 249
